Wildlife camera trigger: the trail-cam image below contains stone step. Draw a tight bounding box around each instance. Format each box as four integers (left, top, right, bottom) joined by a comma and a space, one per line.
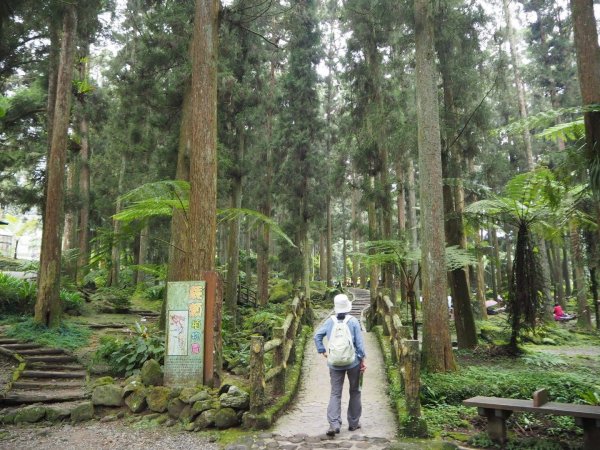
20, 370, 86, 379
1, 389, 89, 405
0, 338, 20, 345
1, 343, 41, 350
24, 355, 77, 364
18, 348, 66, 356
12, 379, 85, 390
27, 363, 85, 371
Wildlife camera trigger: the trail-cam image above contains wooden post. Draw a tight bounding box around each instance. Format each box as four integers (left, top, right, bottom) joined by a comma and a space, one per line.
403, 340, 421, 418
202, 271, 222, 388
273, 328, 285, 395
249, 335, 265, 414
481, 408, 512, 443
576, 417, 600, 450
532, 388, 549, 407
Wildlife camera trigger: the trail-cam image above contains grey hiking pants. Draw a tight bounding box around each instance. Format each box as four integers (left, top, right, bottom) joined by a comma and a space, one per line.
327, 364, 361, 429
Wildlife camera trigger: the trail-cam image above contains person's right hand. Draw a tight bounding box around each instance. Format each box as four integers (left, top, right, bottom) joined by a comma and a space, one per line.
359, 360, 367, 373
322, 352, 328, 358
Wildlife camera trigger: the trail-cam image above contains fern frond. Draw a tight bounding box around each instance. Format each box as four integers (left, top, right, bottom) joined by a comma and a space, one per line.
217, 207, 295, 248
535, 119, 585, 142
445, 246, 478, 271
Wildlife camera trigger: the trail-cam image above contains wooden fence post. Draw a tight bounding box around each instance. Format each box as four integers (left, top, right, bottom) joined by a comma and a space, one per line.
250, 335, 265, 414
273, 327, 285, 395
403, 340, 421, 418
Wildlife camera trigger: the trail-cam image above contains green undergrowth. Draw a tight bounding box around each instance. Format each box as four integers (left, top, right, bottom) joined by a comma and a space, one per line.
6, 317, 91, 350
421, 364, 596, 406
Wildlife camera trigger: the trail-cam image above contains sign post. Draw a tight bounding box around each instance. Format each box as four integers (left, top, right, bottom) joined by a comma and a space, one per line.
164, 272, 222, 387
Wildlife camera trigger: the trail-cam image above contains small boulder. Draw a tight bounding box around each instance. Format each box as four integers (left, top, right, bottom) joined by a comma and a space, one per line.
71, 402, 94, 422
179, 405, 192, 422
141, 359, 163, 386
188, 390, 211, 403
14, 405, 46, 424
92, 384, 123, 406
194, 409, 217, 430
90, 376, 114, 388
146, 386, 171, 412
45, 404, 71, 422
124, 387, 147, 413
192, 399, 216, 416
219, 385, 250, 410
179, 387, 201, 403
167, 398, 186, 419
122, 378, 144, 398
214, 407, 239, 429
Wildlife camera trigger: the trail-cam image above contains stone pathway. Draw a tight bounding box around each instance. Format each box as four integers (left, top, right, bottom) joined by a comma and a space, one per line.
226, 289, 402, 450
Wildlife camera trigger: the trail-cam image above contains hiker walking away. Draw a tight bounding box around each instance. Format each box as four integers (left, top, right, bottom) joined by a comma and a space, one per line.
314, 293, 367, 437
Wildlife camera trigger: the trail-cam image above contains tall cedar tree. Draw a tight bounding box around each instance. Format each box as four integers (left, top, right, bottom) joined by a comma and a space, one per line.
414, 0, 456, 372
35, 3, 78, 327
277, 0, 321, 296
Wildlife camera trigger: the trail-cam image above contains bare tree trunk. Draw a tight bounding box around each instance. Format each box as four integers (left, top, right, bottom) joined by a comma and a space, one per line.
225, 127, 244, 319
136, 224, 149, 285
108, 153, 126, 287
319, 232, 327, 281
474, 229, 488, 320
188, 0, 219, 277
351, 186, 359, 287
77, 98, 91, 283
326, 198, 333, 287
396, 159, 407, 303
62, 157, 78, 280
551, 241, 565, 306
35, 4, 77, 328
563, 242, 571, 297
407, 158, 420, 305
570, 222, 592, 328
415, 0, 455, 372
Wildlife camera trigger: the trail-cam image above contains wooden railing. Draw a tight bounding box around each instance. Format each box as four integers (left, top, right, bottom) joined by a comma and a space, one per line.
366, 293, 422, 421
248, 293, 310, 414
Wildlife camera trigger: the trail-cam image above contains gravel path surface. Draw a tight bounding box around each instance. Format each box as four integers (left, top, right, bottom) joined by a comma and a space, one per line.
0, 421, 219, 450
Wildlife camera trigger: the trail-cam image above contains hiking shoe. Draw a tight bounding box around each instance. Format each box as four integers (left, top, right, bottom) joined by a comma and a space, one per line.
326, 426, 340, 437
348, 424, 361, 431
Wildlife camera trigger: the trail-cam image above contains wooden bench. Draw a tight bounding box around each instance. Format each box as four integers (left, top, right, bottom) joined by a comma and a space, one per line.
464, 389, 600, 449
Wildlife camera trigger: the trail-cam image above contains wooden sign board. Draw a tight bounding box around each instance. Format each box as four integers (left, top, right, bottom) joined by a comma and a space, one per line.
163, 272, 222, 388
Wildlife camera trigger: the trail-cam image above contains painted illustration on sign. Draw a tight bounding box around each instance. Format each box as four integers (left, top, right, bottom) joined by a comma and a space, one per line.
168, 311, 188, 356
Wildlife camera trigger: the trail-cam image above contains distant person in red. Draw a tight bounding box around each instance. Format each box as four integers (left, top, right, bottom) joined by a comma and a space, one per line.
553, 303, 576, 321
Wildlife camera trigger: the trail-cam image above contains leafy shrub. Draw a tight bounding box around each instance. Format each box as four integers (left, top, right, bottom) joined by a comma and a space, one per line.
522, 352, 567, 369
0, 273, 36, 314
143, 284, 165, 301
60, 289, 83, 314
578, 388, 600, 405
91, 286, 132, 312
243, 310, 284, 339
6, 318, 91, 350
94, 322, 164, 376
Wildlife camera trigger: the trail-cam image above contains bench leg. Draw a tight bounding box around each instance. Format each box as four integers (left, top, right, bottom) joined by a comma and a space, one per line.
480, 408, 512, 444
575, 417, 600, 450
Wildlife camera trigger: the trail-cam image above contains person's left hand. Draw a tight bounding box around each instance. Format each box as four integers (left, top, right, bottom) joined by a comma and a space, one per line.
359, 359, 367, 373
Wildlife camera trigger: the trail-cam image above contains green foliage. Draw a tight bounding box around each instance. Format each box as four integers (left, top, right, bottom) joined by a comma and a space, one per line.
0, 273, 36, 314
94, 322, 164, 376
422, 404, 475, 434
243, 310, 284, 340
91, 286, 132, 312
60, 289, 83, 314
6, 318, 91, 350
578, 388, 600, 406
421, 366, 595, 406
142, 284, 165, 301
521, 352, 567, 369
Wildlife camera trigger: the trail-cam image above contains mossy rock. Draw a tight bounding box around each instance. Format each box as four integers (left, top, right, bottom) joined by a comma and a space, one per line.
214, 407, 239, 429
0, 410, 17, 424
146, 386, 171, 412
92, 384, 123, 406
179, 387, 201, 403
268, 280, 293, 304
219, 385, 249, 410
192, 399, 217, 416
167, 398, 186, 419
179, 404, 192, 422
195, 408, 217, 429
71, 402, 94, 422
141, 359, 163, 386
122, 378, 144, 398
14, 405, 46, 424
125, 387, 147, 413
188, 390, 211, 404
90, 376, 115, 389
45, 404, 71, 422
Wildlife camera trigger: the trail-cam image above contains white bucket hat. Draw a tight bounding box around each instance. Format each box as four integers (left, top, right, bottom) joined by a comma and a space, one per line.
334, 294, 352, 314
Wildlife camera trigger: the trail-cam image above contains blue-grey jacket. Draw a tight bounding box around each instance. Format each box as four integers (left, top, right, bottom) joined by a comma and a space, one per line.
314, 315, 366, 370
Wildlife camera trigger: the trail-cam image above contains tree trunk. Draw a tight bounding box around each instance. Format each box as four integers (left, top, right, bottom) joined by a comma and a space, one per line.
62, 157, 78, 280
407, 158, 420, 305
108, 153, 127, 287
77, 99, 91, 283
136, 224, 149, 285
35, 4, 77, 328
502, 0, 534, 169
188, 0, 219, 277
570, 222, 592, 329
570, 0, 600, 258
474, 229, 488, 320
551, 240, 565, 306
351, 186, 359, 287
326, 198, 333, 287
319, 232, 327, 281
562, 242, 571, 297
368, 176, 379, 299
396, 159, 408, 303
225, 127, 244, 319
415, 0, 455, 372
